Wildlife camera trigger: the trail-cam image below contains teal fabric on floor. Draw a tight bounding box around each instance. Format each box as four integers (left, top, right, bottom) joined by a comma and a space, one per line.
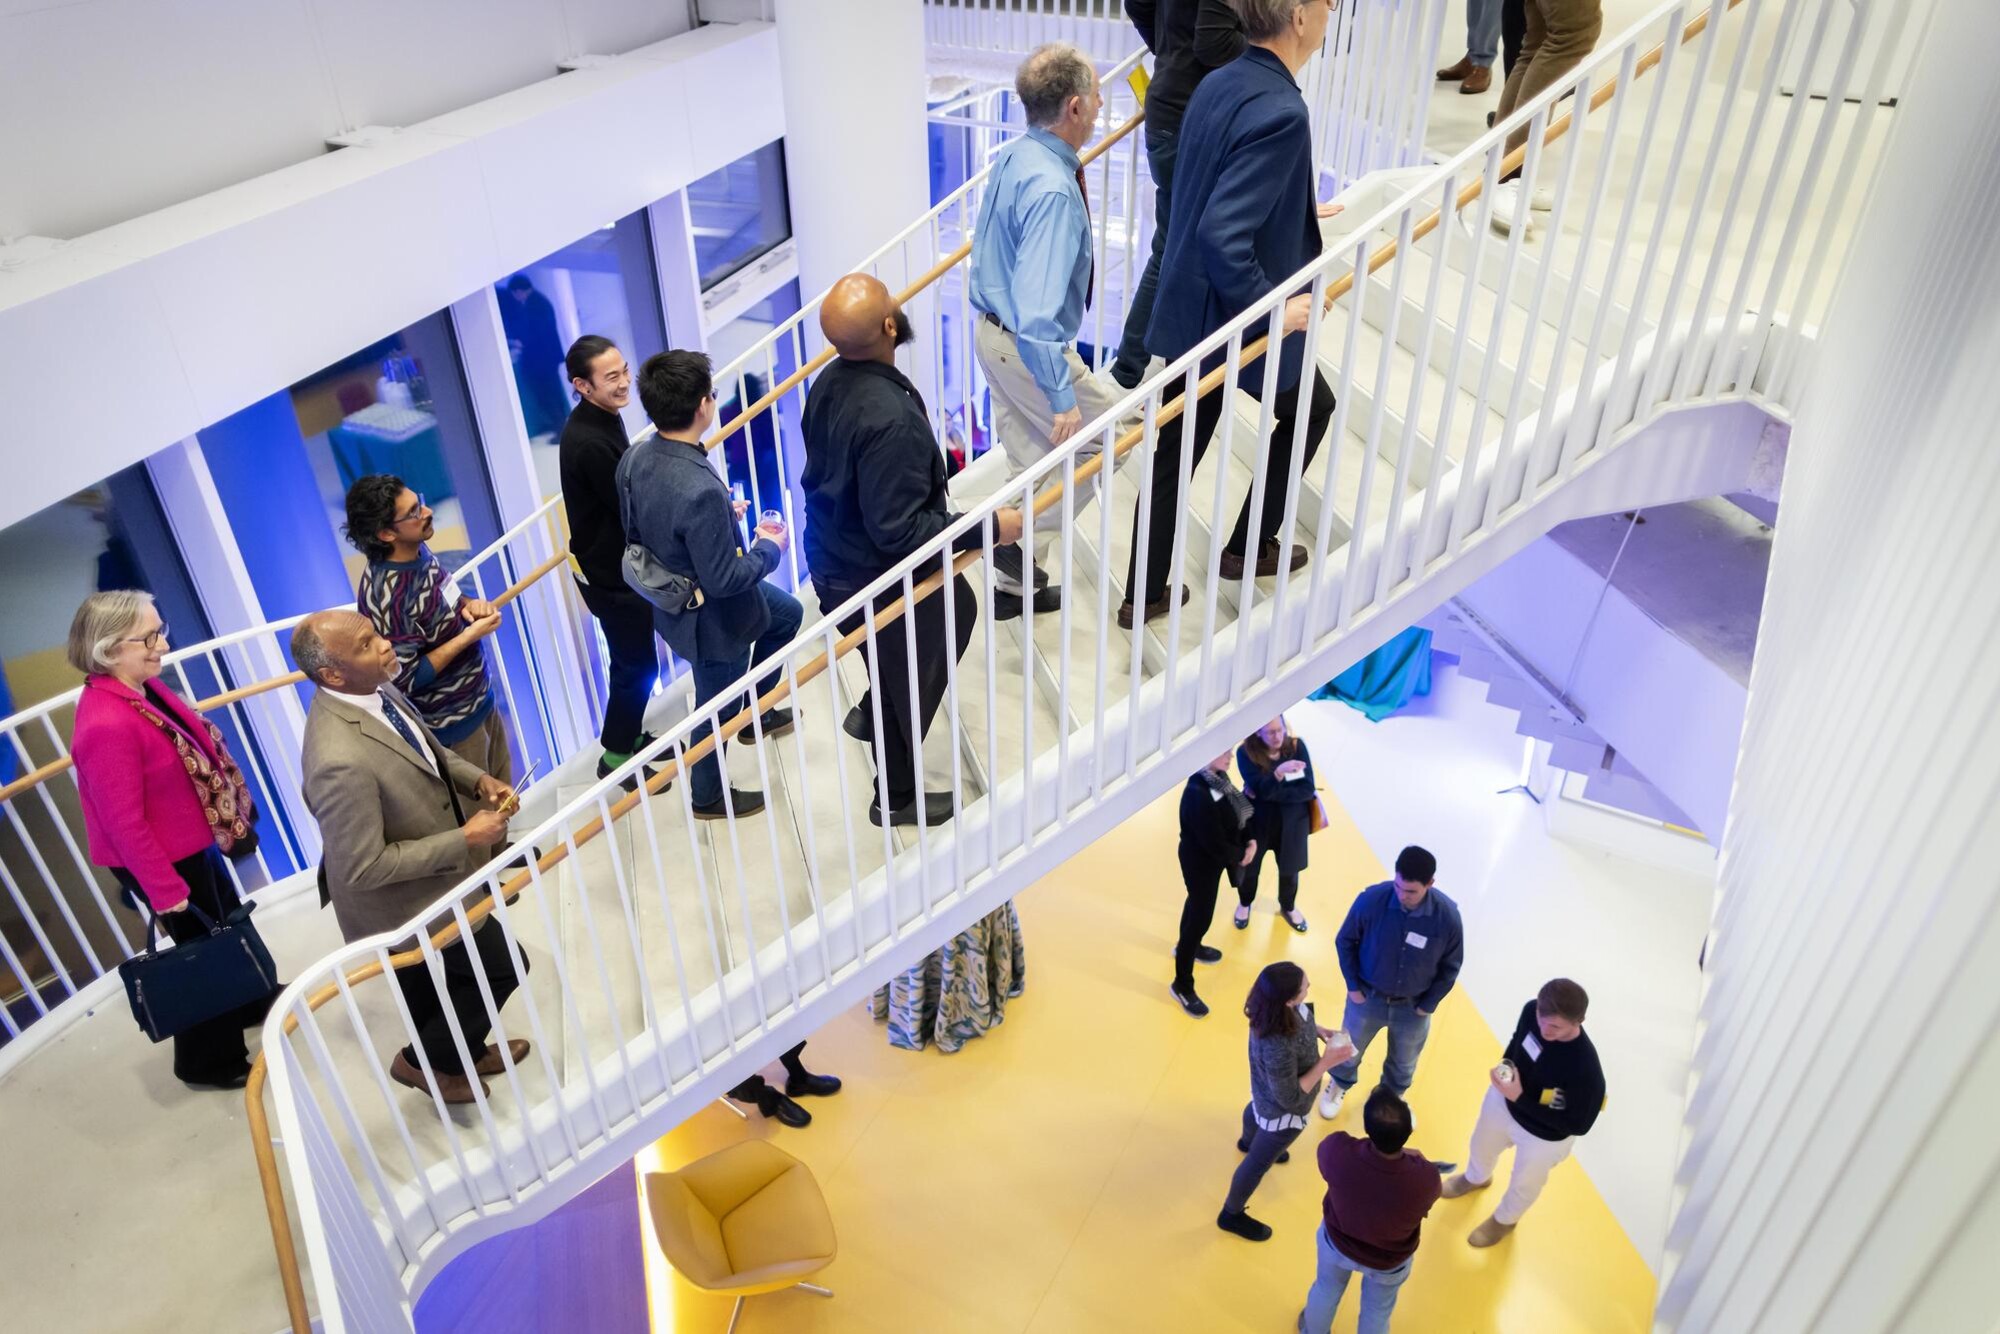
1312, 627, 1434, 721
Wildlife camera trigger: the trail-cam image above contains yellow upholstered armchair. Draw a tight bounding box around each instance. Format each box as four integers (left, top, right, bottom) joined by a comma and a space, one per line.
644, 1140, 838, 1331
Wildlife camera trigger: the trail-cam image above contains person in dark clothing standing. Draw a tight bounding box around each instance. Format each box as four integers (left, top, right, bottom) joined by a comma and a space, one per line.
1220, 961, 1356, 1241
617, 350, 801, 819
1122, 0, 1341, 627
501, 274, 569, 440
1300, 1087, 1441, 1334
1110, 0, 1247, 390
801, 273, 1023, 828
1323, 844, 1465, 1118
1442, 977, 1606, 1247
557, 335, 662, 788
1234, 715, 1318, 933
1171, 752, 1259, 1017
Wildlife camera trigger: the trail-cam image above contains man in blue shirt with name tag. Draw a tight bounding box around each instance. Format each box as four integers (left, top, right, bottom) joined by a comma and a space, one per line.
1323, 845, 1465, 1119
967, 42, 1124, 619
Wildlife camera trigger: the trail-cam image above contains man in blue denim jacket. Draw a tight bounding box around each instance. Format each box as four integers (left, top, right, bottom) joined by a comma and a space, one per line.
1322, 845, 1464, 1119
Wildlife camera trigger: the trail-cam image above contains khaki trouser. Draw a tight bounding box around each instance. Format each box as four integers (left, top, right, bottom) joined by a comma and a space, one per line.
969, 317, 1128, 590
446, 706, 514, 789
1496, 0, 1604, 157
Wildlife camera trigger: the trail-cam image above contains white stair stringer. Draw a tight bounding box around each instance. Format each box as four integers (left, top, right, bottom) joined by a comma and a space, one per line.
301, 382, 1777, 1311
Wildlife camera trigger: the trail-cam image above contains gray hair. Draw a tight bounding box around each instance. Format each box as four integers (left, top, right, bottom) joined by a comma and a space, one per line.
1234, 0, 1314, 42
290, 616, 339, 686
1016, 43, 1096, 128
66, 589, 155, 675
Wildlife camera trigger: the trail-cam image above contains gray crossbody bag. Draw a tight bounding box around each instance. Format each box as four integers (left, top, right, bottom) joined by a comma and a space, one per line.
618, 442, 705, 613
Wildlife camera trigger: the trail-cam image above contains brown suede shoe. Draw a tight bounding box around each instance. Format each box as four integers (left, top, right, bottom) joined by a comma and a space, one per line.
1437, 54, 1475, 81
1117, 587, 1190, 629
473, 1039, 531, 1077
1440, 1172, 1490, 1199
1461, 64, 1493, 95
1218, 541, 1309, 580
390, 1050, 488, 1105
1468, 1215, 1516, 1248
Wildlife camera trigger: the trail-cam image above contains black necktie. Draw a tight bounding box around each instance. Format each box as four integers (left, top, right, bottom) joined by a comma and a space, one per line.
378, 692, 429, 761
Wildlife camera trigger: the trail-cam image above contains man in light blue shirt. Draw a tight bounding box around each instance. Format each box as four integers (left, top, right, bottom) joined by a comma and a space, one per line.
968, 42, 1125, 618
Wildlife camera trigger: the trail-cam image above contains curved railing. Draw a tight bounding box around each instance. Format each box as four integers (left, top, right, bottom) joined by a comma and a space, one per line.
251, 0, 1903, 1325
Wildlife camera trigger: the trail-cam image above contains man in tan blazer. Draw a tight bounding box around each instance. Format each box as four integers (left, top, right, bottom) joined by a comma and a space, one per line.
293, 609, 527, 1105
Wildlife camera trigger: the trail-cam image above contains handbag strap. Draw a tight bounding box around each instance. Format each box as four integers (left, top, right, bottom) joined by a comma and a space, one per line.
139, 897, 224, 952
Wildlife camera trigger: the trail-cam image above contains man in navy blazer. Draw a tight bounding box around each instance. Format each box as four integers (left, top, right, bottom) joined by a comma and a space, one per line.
1122, 0, 1341, 628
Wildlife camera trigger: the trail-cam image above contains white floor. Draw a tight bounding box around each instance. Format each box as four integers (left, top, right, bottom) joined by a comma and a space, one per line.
1286, 657, 1715, 1271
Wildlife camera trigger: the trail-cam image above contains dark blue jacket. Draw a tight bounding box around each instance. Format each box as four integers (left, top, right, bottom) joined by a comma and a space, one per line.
1334, 881, 1465, 1012
1145, 45, 1322, 394
616, 436, 781, 665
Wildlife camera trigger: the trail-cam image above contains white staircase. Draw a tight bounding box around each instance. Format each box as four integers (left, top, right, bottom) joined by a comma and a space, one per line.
243, 2, 1911, 1328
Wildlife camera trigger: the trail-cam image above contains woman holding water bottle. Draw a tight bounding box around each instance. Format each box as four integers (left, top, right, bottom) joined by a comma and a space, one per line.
1234, 715, 1320, 932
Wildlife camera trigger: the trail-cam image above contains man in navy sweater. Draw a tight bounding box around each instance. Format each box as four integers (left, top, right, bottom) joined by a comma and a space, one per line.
1325, 845, 1465, 1118
1120, 0, 1341, 628
1442, 977, 1607, 1246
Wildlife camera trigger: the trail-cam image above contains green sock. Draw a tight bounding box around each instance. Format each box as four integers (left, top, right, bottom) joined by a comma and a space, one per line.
600, 748, 633, 767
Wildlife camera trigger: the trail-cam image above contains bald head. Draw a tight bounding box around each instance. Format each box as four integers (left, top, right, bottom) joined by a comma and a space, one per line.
293, 609, 398, 695
821, 273, 910, 363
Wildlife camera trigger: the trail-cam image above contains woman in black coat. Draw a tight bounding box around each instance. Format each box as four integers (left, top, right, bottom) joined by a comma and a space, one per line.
1234, 715, 1317, 933
1173, 753, 1258, 1017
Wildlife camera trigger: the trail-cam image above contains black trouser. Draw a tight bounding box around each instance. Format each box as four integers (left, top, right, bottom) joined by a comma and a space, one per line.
1238, 806, 1302, 914
1224, 1103, 1306, 1214
1502, 0, 1527, 75
115, 848, 276, 1085
1110, 124, 1181, 388
576, 577, 659, 756
818, 570, 978, 809
1174, 848, 1225, 990
394, 919, 526, 1076
1125, 369, 1336, 608
729, 1040, 809, 1102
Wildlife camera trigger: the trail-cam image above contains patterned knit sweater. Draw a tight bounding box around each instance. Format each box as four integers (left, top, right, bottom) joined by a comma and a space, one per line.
357, 548, 493, 745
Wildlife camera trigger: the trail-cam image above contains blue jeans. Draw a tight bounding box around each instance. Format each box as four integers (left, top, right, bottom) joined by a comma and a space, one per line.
1466, 0, 1503, 66
1300, 1224, 1411, 1334
1109, 126, 1179, 388
1331, 993, 1432, 1094
686, 582, 804, 807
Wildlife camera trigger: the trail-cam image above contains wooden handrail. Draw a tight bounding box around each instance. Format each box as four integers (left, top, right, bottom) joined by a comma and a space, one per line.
244, 5, 1732, 1307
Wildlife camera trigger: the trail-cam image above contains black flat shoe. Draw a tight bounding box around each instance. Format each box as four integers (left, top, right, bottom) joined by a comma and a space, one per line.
754, 1087, 812, 1128
1217, 1209, 1273, 1241
1170, 984, 1209, 1017
785, 1070, 843, 1098
993, 586, 1063, 621
597, 747, 667, 793
1194, 945, 1223, 964
870, 792, 956, 827
180, 1068, 253, 1092
1234, 1138, 1290, 1163
843, 705, 873, 744
692, 788, 765, 819
1283, 912, 1309, 934
739, 708, 796, 743
1232, 910, 1250, 930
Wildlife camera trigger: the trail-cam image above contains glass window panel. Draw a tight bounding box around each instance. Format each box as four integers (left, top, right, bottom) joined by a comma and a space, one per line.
688, 141, 793, 292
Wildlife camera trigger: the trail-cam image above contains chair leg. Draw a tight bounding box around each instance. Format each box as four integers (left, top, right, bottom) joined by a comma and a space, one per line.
718, 1096, 749, 1120
796, 1282, 834, 1297
726, 1295, 745, 1334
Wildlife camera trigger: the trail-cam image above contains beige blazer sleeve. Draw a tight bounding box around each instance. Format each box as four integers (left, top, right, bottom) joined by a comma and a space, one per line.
305, 751, 472, 900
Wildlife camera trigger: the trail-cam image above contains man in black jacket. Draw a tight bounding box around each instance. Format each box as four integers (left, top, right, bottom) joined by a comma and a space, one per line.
617, 351, 800, 819
1441, 977, 1606, 1247
558, 335, 663, 788
802, 274, 1022, 828
1172, 752, 1259, 1016
1110, 0, 1247, 390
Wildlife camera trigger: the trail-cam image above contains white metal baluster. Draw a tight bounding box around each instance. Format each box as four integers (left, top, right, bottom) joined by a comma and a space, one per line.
1342, 206, 1414, 622
374, 943, 488, 1217
294, 1002, 425, 1266
1228, 305, 1287, 706
0, 916, 50, 1021
937, 542, 969, 896
859, 614, 903, 935
1412, 174, 1481, 568
552, 811, 647, 1120
775, 656, 839, 986
1465, 146, 1534, 536
1268, 267, 1332, 672
10, 731, 131, 956
519, 852, 616, 1137
1194, 351, 1240, 718
627, 764, 713, 1075
1376, 196, 1449, 607
815, 627, 870, 964
481, 879, 579, 1164
979, 516, 1002, 876
0, 832, 87, 994
589, 793, 675, 1094
1090, 396, 1123, 802
330, 972, 454, 1229
1123, 388, 1161, 769
1484, 103, 1557, 524
738, 704, 804, 1012
1308, 239, 1370, 630
1053, 449, 1078, 817
420, 906, 525, 1205
667, 733, 741, 1034
1016, 484, 1037, 852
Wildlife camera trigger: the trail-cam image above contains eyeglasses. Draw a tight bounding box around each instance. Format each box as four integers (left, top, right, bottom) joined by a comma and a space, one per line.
390, 494, 429, 527
121, 622, 170, 651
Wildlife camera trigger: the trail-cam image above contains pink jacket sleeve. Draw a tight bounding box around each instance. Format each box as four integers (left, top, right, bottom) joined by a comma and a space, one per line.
80, 714, 191, 911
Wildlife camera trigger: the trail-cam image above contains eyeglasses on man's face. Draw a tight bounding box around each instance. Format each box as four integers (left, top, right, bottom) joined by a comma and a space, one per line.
122, 622, 170, 651
391, 494, 429, 527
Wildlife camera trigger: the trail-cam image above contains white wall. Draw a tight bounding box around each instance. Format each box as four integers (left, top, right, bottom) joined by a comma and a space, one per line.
0, 0, 695, 241
1656, 6, 2000, 1329
0, 21, 783, 532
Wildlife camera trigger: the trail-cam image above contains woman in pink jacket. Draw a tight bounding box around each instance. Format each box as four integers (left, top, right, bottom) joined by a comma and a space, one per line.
68, 590, 279, 1090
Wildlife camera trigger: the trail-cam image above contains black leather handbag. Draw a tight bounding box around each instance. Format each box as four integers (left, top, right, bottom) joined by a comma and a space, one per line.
118, 899, 280, 1042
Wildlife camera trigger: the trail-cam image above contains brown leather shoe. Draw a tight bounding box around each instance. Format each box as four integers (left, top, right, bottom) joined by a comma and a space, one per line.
1437, 54, 1475, 81
473, 1039, 531, 1077
1117, 587, 1190, 629
1218, 541, 1309, 580
390, 1050, 488, 1105
1441, 1172, 1490, 1200
1461, 64, 1493, 95
1467, 1215, 1516, 1248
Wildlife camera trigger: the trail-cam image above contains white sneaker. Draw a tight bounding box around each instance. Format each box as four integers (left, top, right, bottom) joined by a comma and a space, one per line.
1487, 181, 1534, 238
1318, 1084, 1346, 1120
1529, 185, 1556, 212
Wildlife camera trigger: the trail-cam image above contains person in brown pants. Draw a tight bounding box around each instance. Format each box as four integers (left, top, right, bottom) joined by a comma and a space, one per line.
1487, 0, 1602, 229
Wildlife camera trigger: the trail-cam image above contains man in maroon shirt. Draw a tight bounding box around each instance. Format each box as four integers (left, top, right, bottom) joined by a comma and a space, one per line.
1299, 1087, 1441, 1334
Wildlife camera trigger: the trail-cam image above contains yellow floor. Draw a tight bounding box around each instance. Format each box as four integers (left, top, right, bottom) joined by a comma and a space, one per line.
637, 788, 1656, 1332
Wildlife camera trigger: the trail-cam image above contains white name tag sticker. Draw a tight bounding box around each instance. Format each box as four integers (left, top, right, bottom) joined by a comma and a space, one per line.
1208, 789, 1224, 802
1405, 931, 1427, 949
1523, 1034, 1543, 1061
1281, 768, 1304, 780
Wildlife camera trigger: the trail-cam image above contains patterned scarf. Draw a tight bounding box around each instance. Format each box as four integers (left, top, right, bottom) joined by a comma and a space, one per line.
1199, 766, 1254, 830
124, 687, 256, 855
